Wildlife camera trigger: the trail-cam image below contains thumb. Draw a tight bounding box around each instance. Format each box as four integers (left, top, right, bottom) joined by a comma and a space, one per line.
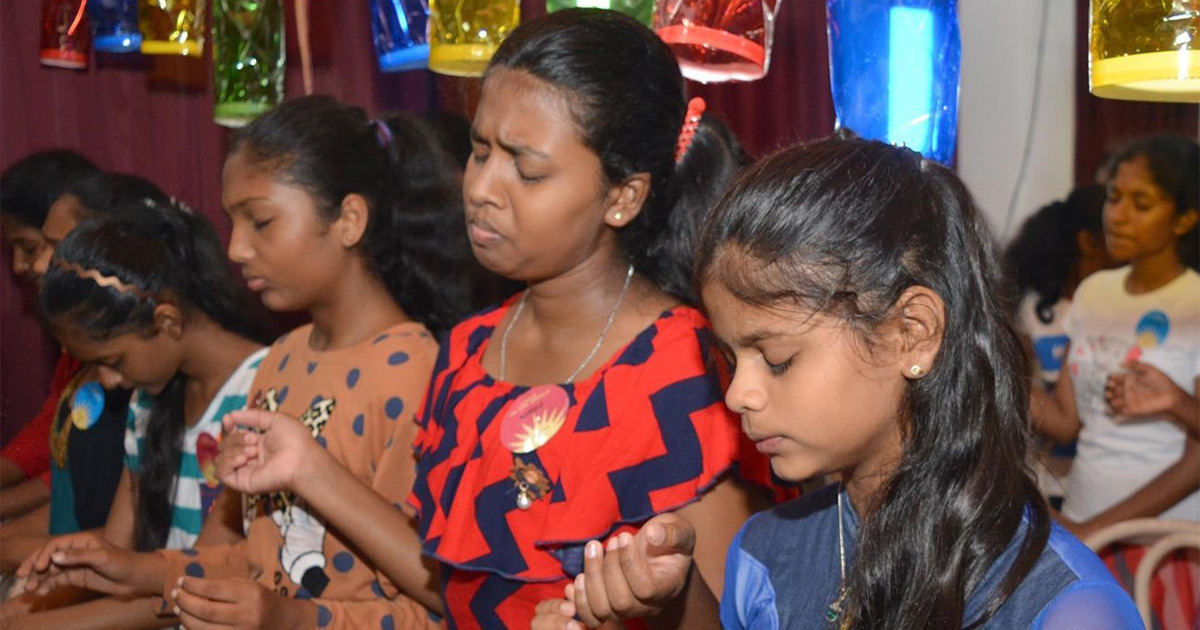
640, 514, 696, 557
225, 409, 278, 433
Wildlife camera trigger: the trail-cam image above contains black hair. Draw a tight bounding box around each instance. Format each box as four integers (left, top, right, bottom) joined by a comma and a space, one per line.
423, 110, 473, 174
41, 199, 265, 551
61, 172, 172, 220
486, 8, 743, 304
697, 133, 1049, 629
1107, 134, 1200, 270
229, 95, 472, 334
1005, 185, 1106, 323
0, 150, 98, 228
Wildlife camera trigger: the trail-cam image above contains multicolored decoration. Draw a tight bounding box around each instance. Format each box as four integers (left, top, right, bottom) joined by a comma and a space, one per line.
653, 0, 781, 83
1090, 0, 1199, 103
547, 0, 653, 27
370, 0, 430, 73
40, 0, 92, 69
499, 385, 570, 510
138, 0, 206, 56
70, 382, 106, 430
826, 0, 961, 165
89, 0, 142, 53
195, 432, 223, 518
428, 0, 519, 77
212, 0, 285, 127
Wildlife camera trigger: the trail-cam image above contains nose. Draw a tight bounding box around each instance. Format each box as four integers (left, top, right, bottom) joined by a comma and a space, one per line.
1104, 199, 1130, 228
95, 365, 125, 390
227, 222, 252, 264
12, 248, 31, 276
463, 155, 502, 211
724, 365, 766, 415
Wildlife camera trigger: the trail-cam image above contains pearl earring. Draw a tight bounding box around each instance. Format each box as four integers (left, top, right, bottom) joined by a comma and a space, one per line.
909, 365, 923, 377
613, 212, 624, 221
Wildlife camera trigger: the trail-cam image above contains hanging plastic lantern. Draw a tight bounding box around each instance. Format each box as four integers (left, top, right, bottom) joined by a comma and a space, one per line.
547, 0, 653, 27
138, 0, 205, 56
826, 0, 961, 165
89, 0, 142, 53
370, 0, 430, 73
212, 0, 285, 127
653, 0, 780, 83
428, 0, 519, 76
1090, 0, 1199, 103
40, 0, 92, 69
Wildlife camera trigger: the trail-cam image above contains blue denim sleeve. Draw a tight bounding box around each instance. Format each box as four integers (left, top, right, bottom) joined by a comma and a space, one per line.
1031, 580, 1145, 630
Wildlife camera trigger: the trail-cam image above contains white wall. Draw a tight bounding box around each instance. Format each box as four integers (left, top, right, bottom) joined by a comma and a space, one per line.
958, 0, 1077, 244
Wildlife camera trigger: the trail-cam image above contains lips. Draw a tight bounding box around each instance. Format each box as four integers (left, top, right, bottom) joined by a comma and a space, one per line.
467, 218, 504, 247
241, 270, 267, 292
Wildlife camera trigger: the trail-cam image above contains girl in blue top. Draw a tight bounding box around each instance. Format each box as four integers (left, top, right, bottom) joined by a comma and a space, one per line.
532, 134, 1143, 629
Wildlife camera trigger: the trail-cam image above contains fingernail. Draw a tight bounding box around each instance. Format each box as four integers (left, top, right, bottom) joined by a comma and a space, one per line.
585, 541, 600, 559
606, 537, 619, 551
174, 605, 181, 616
575, 574, 585, 589
559, 601, 573, 615
619, 532, 632, 548
170, 588, 178, 600
646, 524, 665, 545
177, 576, 184, 587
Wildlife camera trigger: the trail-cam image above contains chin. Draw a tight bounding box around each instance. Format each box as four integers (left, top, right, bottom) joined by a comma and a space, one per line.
769, 457, 823, 486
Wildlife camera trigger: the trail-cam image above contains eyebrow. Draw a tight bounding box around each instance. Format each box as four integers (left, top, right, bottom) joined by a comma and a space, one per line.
469, 127, 551, 161
223, 197, 272, 216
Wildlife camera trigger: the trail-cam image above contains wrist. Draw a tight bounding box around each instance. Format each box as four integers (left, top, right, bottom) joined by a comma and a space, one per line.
291, 441, 332, 497
284, 597, 318, 629
137, 551, 172, 596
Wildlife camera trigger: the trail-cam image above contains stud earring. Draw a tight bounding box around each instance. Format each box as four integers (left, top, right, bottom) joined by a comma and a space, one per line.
909, 365, 923, 377
613, 212, 624, 221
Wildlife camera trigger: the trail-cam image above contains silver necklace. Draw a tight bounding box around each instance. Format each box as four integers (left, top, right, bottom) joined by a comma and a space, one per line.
827, 484, 847, 624
498, 264, 635, 383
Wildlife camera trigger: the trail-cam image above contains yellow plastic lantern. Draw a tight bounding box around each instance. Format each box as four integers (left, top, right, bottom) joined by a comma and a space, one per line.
428, 0, 519, 76
1090, 0, 1200, 103
139, 0, 205, 56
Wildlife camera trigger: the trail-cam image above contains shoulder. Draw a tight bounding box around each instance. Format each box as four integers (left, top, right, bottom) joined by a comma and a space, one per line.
1074, 267, 1129, 301
739, 484, 839, 556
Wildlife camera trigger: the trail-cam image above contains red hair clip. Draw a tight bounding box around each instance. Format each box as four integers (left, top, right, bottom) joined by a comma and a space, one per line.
675, 97, 707, 164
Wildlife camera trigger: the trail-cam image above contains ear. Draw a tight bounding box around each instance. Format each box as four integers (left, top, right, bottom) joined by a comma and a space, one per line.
603, 172, 651, 228
894, 286, 945, 379
1173, 207, 1198, 237
1076, 229, 1102, 255
153, 303, 184, 340
334, 193, 371, 248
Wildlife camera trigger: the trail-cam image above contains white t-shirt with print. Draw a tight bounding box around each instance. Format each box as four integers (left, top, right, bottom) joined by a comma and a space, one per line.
1062, 267, 1200, 522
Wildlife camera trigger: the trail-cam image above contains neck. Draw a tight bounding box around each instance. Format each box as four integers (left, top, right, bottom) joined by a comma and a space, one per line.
307, 261, 410, 351
1126, 248, 1185, 294
521, 254, 634, 332
839, 429, 904, 518
178, 317, 262, 426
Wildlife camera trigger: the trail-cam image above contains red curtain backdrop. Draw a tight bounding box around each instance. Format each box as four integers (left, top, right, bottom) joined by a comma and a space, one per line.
0, 1, 834, 442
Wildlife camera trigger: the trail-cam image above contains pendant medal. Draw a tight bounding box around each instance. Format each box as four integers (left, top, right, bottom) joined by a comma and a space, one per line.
499, 385, 569, 509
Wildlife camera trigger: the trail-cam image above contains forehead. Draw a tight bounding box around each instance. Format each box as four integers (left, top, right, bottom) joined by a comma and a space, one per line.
702, 279, 811, 341
44, 194, 85, 239
52, 323, 128, 362
476, 69, 584, 144
0, 214, 44, 244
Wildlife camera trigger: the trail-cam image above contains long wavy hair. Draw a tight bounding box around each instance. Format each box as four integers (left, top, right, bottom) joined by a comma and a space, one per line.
229, 96, 474, 334
42, 200, 265, 551
697, 134, 1049, 629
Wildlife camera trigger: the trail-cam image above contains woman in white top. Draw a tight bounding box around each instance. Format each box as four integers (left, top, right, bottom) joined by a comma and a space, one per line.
1032, 135, 1200, 539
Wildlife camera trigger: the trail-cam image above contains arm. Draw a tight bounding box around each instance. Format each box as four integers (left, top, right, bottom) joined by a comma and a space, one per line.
1107, 369, 1199, 439
4, 594, 179, 630
102, 469, 137, 549
2, 457, 32, 487
193, 487, 246, 547
217, 409, 443, 614
1061, 436, 1200, 540
1031, 353, 1083, 444
0, 476, 51, 520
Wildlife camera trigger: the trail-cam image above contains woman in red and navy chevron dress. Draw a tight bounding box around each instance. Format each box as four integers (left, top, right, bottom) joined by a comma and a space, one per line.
409, 10, 788, 629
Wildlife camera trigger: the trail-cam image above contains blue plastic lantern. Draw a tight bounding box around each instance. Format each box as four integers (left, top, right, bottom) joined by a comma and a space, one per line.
370, 0, 429, 73
827, 0, 960, 165
88, 0, 141, 52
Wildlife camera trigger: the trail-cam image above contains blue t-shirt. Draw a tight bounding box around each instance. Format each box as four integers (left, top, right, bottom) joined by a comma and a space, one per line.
721, 484, 1143, 630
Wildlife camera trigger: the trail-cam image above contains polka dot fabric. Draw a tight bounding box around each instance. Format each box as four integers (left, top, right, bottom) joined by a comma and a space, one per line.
156, 322, 443, 630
